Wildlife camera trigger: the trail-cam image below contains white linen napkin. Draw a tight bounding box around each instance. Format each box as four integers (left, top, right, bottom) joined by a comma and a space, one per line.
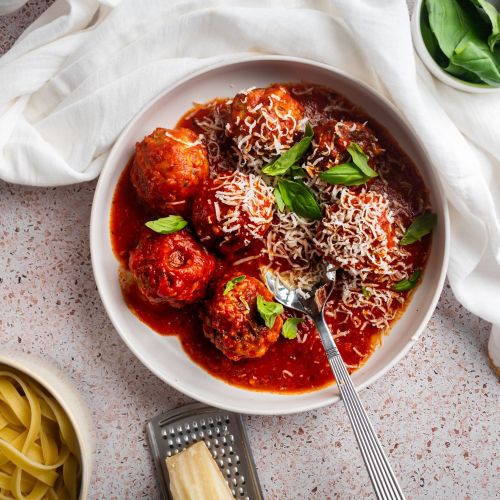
1, 0, 499, 366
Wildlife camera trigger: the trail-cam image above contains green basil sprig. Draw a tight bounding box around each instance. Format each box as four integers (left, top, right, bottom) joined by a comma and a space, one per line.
319, 142, 378, 186
256, 295, 284, 328
361, 286, 371, 299
281, 317, 304, 339
223, 275, 246, 296
399, 213, 437, 246
276, 179, 322, 220
274, 187, 285, 212
475, 0, 500, 51
145, 215, 188, 234
391, 270, 421, 292
425, 0, 500, 86
262, 123, 314, 176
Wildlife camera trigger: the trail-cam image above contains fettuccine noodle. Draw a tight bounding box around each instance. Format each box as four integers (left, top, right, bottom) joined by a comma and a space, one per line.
0, 368, 81, 499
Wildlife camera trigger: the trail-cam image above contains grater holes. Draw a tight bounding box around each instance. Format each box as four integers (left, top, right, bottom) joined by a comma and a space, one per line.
208, 417, 214, 427
169, 427, 175, 436
225, 468, 231, 477
238, 487, 245, 496
176, 425, 183, 434
162, 429, 168, 438
224, 415, 230, 424
240, 476, 245, 485
192, 421, 198, 429
228, 446, 234, 455
200, 419, 206, 429
214, 439, 219, 448
235, 455, 241, 464
215, 427, 221, 437
233, 466, 239, 476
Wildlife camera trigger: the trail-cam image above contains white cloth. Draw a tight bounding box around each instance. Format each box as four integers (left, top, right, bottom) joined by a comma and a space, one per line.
1, 0, 500, 361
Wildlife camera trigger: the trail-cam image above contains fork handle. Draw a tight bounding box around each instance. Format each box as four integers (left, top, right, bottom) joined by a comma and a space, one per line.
314, 317, 405, 500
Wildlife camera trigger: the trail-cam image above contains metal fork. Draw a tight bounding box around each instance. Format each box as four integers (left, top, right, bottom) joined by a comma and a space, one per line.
265, 267, 405, 500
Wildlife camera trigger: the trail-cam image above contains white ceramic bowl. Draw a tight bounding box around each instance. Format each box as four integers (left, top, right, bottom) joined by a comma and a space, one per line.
411, 0, 500, 94
90, 56, 449, 415
0, 351, 93, 498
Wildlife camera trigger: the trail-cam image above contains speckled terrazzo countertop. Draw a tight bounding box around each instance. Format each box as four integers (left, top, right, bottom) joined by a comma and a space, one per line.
1, 2, 499, 499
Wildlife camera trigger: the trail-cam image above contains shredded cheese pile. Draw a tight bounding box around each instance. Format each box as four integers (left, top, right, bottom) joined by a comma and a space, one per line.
226, 87, 307, 171
314, 189, 411, 282
211, 171, 274, 245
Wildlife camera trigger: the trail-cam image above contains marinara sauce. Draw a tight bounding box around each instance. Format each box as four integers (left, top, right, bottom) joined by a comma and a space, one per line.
110, 84, 431, 393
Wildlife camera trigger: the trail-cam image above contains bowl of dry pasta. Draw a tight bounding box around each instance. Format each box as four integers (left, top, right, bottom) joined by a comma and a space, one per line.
0, 352, 93, 499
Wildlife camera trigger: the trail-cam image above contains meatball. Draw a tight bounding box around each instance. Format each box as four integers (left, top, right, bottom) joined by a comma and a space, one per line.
226, 85, 305, 167
306, 119, 383, 173
202, 275, 283, 361
130, 127, 209, 216
129, 230, 215, 307
192, 171, 274, 254
315, 189, 400, 280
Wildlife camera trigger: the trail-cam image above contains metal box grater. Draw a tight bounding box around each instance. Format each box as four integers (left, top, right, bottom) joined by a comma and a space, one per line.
146, 402, 263, 500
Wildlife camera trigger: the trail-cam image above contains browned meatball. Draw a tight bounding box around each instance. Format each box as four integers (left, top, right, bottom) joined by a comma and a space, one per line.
130, 127, 209, 216
192, 171, 274, 254
201, 275, 283, 361
129, 230, 215, 307
226, 85, 305, 167
315, 190, 399, 280
306, 119, 383, 174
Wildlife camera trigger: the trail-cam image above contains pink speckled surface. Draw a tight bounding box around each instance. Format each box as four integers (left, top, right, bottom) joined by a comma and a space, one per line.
1, 2, 499, 499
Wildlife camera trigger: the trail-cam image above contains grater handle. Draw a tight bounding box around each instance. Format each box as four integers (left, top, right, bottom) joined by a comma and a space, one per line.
314, 315, 405, 500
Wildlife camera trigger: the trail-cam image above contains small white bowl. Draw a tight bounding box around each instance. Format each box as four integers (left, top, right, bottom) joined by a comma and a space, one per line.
0, 351, 94, 499
411, 0, 500, 94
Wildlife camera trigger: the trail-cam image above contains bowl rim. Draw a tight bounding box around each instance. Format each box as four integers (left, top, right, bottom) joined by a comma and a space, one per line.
411, 0, 500, 93
0, 352, 93, 498
90, 54, 450, 415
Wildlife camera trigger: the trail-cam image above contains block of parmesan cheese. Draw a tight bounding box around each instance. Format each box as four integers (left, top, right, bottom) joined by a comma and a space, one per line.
165, 441, 234, 500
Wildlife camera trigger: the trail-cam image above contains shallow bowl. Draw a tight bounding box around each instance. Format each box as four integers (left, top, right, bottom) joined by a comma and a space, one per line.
90, 56, 449, 415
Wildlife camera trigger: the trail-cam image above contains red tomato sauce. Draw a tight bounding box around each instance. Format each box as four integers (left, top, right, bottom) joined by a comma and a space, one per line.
110, 84, 431, 393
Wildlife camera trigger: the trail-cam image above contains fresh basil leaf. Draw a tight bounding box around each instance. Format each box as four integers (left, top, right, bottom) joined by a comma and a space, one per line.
450, 30, 500, 86
145, 215, 188, 234
274, 187, 285, 212
277, 179, 322, 220
421, 3, 449, 66
426, 0, 475, 58
361, 286, 371, 299
223, 275, 246, 296
427, 0, 500, 86
400, 213, 437, 246
319, 143, 377, 187
288, 164, 307, 179
347, 143, 378, 178
471, 0, 500, 51
262, 123, 314, 176
319, 164, 371, 186
256, 295, 284, 328
281, 317, 304, 339
391, 270, 422, 292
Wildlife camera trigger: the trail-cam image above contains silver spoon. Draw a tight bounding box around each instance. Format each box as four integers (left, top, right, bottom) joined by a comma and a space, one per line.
265, 267, 405, 500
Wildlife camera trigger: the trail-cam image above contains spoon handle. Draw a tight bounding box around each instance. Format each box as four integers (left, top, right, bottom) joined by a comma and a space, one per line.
314, 317, 405, 500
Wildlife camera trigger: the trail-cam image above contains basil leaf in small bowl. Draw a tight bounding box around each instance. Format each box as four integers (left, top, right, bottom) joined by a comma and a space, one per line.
400, 213, 437, 246
281, 317, 304, 339
223, 275, 246, 296
257, 295, 284, 328
277, 179, 322, 220
262, 123, 314, 176
145, 215, 188, 234
391, 270, 422, 292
